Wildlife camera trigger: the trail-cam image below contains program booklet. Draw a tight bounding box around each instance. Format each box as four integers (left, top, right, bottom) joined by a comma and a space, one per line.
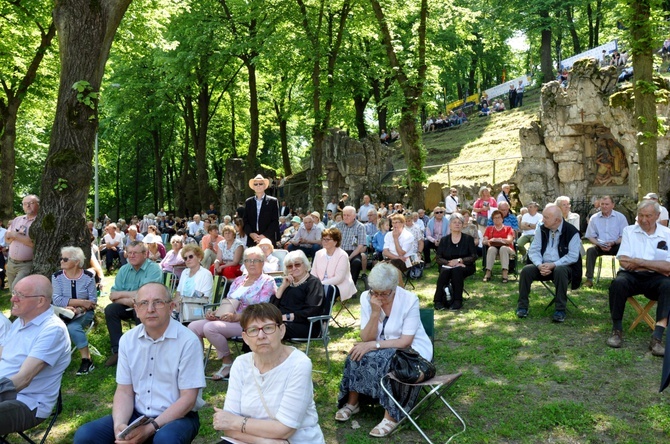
116, 415, 151, 439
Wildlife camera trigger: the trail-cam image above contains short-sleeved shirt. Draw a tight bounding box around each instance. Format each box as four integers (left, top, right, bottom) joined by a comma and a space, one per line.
521, 213, 543, 236
293, 226, 322, 246
617, 223, 670, 263
336, 220, 366, 252
0, 309, 71, 418
177, 266, 213, 299
110, 259, 163, 293
7, 215, 36, 261
383, 229, 417, 260
117, 318, 206, 417
217, 239, 245, 262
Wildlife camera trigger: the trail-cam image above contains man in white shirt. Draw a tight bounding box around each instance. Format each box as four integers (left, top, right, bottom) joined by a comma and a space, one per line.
444, 188, 460, 215
497, 184, 511, 205
607, 200, 670, 357
517, 202, 543, 257
643, 193, 669, 226
74, 283, 205, 444
357, 195, 375, 222
188, 214, 205, 243
0, 275, 71, 436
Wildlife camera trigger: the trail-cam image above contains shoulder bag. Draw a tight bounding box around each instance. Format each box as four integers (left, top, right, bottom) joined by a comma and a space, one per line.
390, 347, 436, 383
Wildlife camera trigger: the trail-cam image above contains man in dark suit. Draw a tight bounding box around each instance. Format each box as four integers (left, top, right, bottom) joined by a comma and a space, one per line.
243, 174, 279, 247
279, 200, 291, 217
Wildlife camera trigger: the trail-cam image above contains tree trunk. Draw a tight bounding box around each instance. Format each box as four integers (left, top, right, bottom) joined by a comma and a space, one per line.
353, 93, 369, 139
32, 0, 132, 276
587, 3, 594, 48
151, 129, 164, 210
230, 91, 237, 158
565, 6, 581, 54
540, 11, 554, 83
399, 105, 425, 209
630, 0, 658, 195
595, 0, 602, 46
0, 22, 56, 221
372, 78, 390, 137
273, 98, 292, 176
115, 144, 122, 219
245, 60, 261, 179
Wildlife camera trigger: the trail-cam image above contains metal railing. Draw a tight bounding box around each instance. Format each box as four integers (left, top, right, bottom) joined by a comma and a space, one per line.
382, 156, 522, 185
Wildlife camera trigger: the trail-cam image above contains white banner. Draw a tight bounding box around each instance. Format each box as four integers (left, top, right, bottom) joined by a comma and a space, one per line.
559, 40, 618, 71
484, 75, 531, 101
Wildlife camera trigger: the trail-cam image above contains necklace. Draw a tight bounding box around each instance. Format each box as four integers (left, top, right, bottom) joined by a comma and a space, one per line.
291, 273, 310, 287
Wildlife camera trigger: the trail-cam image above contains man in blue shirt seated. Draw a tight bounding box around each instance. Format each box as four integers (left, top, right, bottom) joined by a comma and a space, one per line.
516, 204, 582, 323
488, 201, 519, 232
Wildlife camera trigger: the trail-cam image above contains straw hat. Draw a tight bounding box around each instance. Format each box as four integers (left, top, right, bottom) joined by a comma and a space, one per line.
248, 174, 270, 190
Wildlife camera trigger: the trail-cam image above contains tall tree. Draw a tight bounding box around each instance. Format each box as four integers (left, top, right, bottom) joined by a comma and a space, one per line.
32, 0, 133, 276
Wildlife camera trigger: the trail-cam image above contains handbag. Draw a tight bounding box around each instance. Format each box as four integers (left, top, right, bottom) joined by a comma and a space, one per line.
214, 298, 241, 318
390, 347, 436, 383
180, 296, 211, 322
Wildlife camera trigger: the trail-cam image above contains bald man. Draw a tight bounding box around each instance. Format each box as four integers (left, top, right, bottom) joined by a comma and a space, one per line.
0, 275, 71, 436
516, 204, 582, 323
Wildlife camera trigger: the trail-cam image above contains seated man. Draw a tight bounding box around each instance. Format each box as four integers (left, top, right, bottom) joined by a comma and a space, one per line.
74, 283, 205, 444
103, 241, 163, 367
287, 215, 322, 259
488, 201, 519, 232
102, 223, 125, 271
607, 200, 670, 356
0, 275, 71, 436
517, 202, 542, 257
516, 204, 582, 323
583, 195, 629, 287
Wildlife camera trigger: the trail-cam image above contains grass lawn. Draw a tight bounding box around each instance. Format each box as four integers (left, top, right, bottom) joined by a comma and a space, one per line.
2, 255, 670, 443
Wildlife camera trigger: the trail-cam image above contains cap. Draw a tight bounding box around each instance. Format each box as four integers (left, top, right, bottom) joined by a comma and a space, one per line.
644, 193, 659, 200
291, 216, 302, 224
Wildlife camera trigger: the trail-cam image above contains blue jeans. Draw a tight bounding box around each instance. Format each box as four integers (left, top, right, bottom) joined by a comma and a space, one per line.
68, 310, 95, 350
74, 410, 199, 444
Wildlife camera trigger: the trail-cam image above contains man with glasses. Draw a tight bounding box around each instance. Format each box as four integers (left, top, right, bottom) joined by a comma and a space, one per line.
74, 283, 205, 444
5, 195, 39, 292
103, 241, 162, 367
243, 174, 279, 248
287, 215, 322, 259
423, 206, 450, 267
607, 199, 670, 357
444, 188, 460, 215
0, 275, 71, 437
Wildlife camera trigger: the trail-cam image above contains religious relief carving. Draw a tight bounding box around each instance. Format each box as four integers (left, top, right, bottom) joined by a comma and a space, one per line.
593, 131, 628, 186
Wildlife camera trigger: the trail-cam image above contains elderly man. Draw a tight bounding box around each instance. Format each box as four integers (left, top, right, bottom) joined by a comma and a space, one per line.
517, 202, 542, 257
187, 214, 205, 244
357, 195, 375, 222
243, 174, 280, 247
497, 184, 511, 205
423, 207, 450, 266
488, 201, 519, 231
583, 196, 629, 287
287, 215, 322, 259
0, 275, 71, 436
336, 206, 367, 284
74, 283, 205, 444
643, 193, 669, 226
606, 200, 670, 356
444, 188, 460, 215
516, 204, 582, 322
365, 209, 379, 237
104, 241, 163, 367
5, 195, 39, 292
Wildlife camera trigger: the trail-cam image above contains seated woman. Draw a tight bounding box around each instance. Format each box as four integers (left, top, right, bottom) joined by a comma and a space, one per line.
459, 209, 482, 256
160, 235, 186, 278
189, 247, 276, 380
335, 262, 432, 437
433, 213, 477, 311
213, 303, 325, 443
212, 225, 244, 279
311, 227, 356, 303
143, 233, 166, 262
175, 244, 213, 308
272, 250, 324, 338
241, 237, 279, 274
52, 246, 97, 375
382, 213, 417, 273
483, 210, 516, 283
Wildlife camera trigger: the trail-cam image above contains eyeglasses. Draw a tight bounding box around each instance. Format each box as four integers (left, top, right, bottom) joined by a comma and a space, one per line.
135, 299, 170, 310
244, 323, 279, 337
322, 237, 333, 241
171, 241, 182, 245
184, 254, 197, 260
253, 182, 265, 186
59, 257, 71, 262
369, 289, 394, 298
286, 262, 303, 270
244, 258, 264, 264
11, 292, 44, 300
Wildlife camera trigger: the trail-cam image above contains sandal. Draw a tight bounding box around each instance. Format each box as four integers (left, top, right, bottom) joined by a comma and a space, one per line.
369, 417, 398, 437
482, 274, 491, 282
335, 403, 360, 422
211, 363, 233, 381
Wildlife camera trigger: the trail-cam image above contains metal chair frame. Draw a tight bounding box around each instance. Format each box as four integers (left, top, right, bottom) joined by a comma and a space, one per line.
0, 391, 62, 444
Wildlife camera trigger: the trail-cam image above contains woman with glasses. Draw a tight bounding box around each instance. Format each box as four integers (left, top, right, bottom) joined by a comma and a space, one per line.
240, 238, 279, 274
311, 228, 356, 304
212, 225, 244, 279
160, 235, 186, 278
433, 213, 477, 310
483, 210, 516, 283
52, 246, 97, 375
335, 262, 432, 438
175, 244, 213, 307
272, 250, 324, 338
189, 247, 276, 381
213, 303, 325, 443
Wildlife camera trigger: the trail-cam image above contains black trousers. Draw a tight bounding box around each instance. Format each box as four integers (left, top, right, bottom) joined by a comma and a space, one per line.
433, 265, 475, 306
518, 264, 572, 311
585, 244, 620, 279
345, 251, 363, 284
609, 270, 670, 323
104, 303, 139, 354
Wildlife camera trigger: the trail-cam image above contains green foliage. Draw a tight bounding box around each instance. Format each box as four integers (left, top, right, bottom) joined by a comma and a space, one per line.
54, 178, 68, 192
72, 80, 99, 110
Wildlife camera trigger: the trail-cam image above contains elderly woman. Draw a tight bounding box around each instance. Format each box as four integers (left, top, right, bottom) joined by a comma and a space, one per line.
52, 246, 97, 375
483, 210, 516, 283
433, 213, 477, 310
311, 228, 356, 303
273, 250, 324, 338
555, 196, 580, 231
212, 225, 244, 279
473, 186, 498, 233
102, 223, 125, 271
240, 237, 279, 274
382, 213, 417, 272
213, 303, 325, 443
175, 244, 213, 307
160, 235, 186, 277
143, 233, 166, 262
189, 247, 276, 381
335, 262, 432, 437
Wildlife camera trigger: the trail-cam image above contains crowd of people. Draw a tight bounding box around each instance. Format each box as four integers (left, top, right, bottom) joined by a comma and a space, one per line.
3, 177, 670, 441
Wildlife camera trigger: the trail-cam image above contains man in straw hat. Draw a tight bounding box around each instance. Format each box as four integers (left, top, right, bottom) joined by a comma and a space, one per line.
243, 174, 280, 248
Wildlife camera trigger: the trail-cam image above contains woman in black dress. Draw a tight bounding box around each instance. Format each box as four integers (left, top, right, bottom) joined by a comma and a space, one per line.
433, 213, 477, 310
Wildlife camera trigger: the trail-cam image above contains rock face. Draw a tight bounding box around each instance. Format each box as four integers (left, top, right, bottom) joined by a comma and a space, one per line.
516, 58, 670, 206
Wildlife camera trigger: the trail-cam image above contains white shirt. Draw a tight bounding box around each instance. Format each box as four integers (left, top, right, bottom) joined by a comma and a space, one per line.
661, 205, 669, 223
383, 229, 417, 260
224, 348, 325, 444
0, 226, 6, 248
521, 212, 543, 236
188, 220, 205, 236
617, 223, 670, 264
444, 195, 459, 214
0, 312, 10, 342
117, 318, 206, 417
177, 266, 213, 299
0, 308, 71, 418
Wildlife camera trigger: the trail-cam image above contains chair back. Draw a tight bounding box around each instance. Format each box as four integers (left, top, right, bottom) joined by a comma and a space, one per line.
164, 272, 178, 295
271, 249, 289, 273
211, 275, 229, 305
419, 308, 435, 344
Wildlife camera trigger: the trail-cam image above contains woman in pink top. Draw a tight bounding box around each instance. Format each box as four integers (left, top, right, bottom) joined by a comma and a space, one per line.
311, 228, 356, 302
473, 186, 498, 233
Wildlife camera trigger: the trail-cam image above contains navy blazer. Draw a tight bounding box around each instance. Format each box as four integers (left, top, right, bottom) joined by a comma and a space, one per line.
243, 194, 279, 247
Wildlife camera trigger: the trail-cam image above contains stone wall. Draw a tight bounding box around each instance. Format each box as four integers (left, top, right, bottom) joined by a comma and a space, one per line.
515, 58, 670, 206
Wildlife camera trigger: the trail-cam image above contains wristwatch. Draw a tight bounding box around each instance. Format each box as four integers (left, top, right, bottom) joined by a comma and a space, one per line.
375, 342, 381, 349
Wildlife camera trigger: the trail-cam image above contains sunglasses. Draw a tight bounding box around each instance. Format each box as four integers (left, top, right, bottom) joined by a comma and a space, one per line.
286, 262, 303, 270
59, 257, 71, 262
253, 182, 265, 186
434, 211, 444, 214
184, 254, 196, 260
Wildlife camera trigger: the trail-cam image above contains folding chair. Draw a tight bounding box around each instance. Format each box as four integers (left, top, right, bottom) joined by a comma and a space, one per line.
202, 275, 229, 368
0, 391, 63, 444
627, 296, 656, 331
595, 255, 617, 284
286, 284, 337, 371
381, 309, 466, 443
331, 286, 357, 328
164, 271, 178, 295
541, 281, 579, 312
